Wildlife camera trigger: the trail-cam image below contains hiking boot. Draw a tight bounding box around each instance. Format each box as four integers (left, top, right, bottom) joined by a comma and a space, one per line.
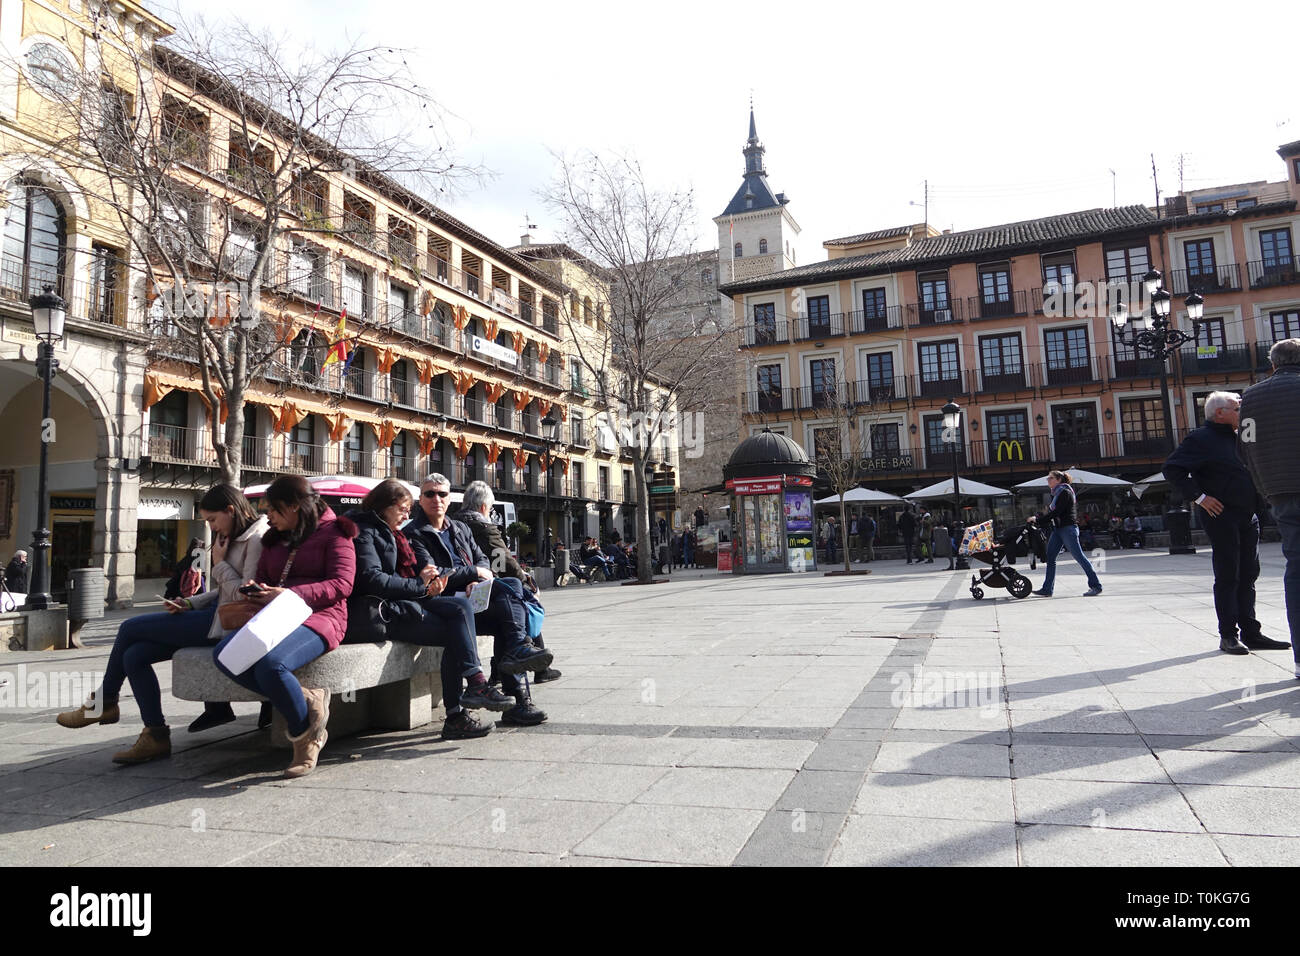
460, 682, 515, 712
500, 701, 548, 726
442, 710, 492, 740
497, 642, 554, 675
187, 702, 236, 733
302, 687, 331, 740
284, 726, 327, 778
534, 667, 562, 683
56, 694, 120, 728
112, 726, 171, 765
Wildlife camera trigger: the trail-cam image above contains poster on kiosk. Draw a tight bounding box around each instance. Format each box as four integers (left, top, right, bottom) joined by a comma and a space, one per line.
783, 488, 815, 572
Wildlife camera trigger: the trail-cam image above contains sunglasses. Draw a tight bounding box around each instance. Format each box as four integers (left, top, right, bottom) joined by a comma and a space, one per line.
422, 489, 450, 499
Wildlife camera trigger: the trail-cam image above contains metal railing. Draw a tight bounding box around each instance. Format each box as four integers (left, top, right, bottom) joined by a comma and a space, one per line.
1247, 258, 1298, 290
905, 299, 965, 327
1167, 263, 1242, 296
745, 388, 794, 414
1037, 357, 1101, 388
847, 305, 905, 334
741, 319, 791, 347
1177, 342, 1254, 375
912, 370, 971, 399
146, 424, 217, 466
1109, 354, 1167, 380
851, 376, 908, 403
792, 312, 847, 342
967, 289, 1028, 321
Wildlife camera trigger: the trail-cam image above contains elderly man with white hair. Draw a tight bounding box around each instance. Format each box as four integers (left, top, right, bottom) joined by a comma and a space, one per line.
1165, 390, 1290, 655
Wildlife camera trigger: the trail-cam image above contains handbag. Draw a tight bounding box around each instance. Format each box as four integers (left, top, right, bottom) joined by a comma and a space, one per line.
348, 595, 396, 642
218, 546, 299, 632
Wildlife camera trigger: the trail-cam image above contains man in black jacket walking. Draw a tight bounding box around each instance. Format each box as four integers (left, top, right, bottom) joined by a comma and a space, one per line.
1239, 338, 1300, 674
898, 507, 918, 564
1164, 392, 1291, 655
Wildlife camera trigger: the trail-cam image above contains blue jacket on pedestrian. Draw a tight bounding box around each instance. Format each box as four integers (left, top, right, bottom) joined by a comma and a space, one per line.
1163, 422, 1259, 517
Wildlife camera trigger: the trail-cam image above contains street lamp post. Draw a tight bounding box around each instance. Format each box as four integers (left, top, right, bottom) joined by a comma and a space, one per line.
942, 399, 969, 570
538, 410, 558, 566
1111, 270, 1204, 555
25, 286, 66, 611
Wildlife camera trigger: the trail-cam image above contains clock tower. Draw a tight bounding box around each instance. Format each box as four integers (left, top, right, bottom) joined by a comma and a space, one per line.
714, 107, 800, 284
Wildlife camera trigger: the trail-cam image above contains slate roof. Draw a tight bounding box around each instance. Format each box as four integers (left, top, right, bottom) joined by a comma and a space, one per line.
721, 205, 1161, 295
824, 225, 912, 246
720, 172, 783, 218
1277, 139, 1300, 158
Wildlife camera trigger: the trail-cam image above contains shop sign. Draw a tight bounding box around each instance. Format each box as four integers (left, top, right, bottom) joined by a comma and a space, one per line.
470, 335, 518, 365
786, 532, 814, 572
860, 455, 915, 472
995, 440, 1025, 462
50, 495, 95, 512
727, 476, 783, 495
138, 493, 194, 521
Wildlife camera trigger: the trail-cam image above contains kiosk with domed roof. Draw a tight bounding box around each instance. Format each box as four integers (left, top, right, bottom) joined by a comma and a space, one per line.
722, 429, 818, 574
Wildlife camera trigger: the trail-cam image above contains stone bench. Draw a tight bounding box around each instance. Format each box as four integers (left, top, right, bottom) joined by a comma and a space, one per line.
172, 635, 493, 748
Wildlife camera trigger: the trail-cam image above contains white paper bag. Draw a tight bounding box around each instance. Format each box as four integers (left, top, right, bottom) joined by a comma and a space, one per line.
217, 589, 312, 676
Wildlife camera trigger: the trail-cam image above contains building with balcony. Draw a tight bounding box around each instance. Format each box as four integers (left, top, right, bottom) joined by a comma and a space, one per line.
720, 141, 1300, 508
0, 0, 171, 605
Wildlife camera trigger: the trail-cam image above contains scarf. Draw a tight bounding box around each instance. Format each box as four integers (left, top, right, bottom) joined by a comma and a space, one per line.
394, 527, 418, 579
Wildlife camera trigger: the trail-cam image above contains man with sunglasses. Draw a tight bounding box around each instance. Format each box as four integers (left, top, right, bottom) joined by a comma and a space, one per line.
406, 474, 552, 724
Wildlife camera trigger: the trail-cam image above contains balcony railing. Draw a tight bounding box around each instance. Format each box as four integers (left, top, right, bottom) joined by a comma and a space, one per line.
1110, 354, 1168, 380
847, 305, 905, 334
912, 370, 970, 399
1177, 343, 1254, 375
340, 456, 373, 478
1037, 358, 1101, 388
793, 312, 846, 342
794, 384, 851, 410
905, 299, 965, 327
242, 434, 270, 470
976, 367, 1030, 393
851, 376, 908, 404
967, 289, 1028, 321
283, 442, 327, 475
745, 388, 795, 414
742, 319, 791, 347
1168, 264, 1242, 295
1258, 342, 1280, 369
0, 254, 136, 331
146, 424, 217, 466
1247, 257, 1299, 290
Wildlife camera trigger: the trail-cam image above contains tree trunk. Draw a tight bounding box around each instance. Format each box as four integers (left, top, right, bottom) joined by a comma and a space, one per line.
635, 452, 653, 582
840, 497, 851, 572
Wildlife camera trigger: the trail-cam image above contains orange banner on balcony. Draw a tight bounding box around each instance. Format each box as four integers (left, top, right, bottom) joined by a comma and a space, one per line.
537, 342, 550, 365
512, 448, 528, 469
377, 348, 396, 375
453, 305, 469, 330
144, 276, 160, 306
511, 330, 525, 354
414, 357, 433, 385
453, 434, 471, 460
558, 404, 568, 422
274, 312, 298, 344
483, 317, 499, 341
373, 420, 397, 450
537, 399, 553, 418
483, 382, 506, 404
421, 289, 436, 316
451, 369, 476, 395
486, 441, 502, 465
271, 401, 303, 435
513, 389, 532, 412
417, 428, 437, 456
142, 372, 173, 410
326, 412, 350, 443
560, 457, 570, 476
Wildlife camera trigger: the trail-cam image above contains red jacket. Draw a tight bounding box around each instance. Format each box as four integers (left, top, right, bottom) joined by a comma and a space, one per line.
255, 507, 358, 650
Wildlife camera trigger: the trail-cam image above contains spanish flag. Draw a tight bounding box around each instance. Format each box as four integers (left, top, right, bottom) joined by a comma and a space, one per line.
320, 310, 348, 372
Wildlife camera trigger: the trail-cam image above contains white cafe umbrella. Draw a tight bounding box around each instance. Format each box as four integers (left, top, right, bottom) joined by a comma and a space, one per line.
1014, 468, 1132, 490
905, 477, 1011, 500
814, 487, 906, 506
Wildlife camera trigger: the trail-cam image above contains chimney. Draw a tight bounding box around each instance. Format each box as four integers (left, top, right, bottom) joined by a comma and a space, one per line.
1165, 196, 1188, 217
519, 234, 531, 247
942, 229, 952, 235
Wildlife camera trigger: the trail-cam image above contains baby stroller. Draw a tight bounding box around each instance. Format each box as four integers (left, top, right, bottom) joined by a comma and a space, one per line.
961, 521, 1045, 600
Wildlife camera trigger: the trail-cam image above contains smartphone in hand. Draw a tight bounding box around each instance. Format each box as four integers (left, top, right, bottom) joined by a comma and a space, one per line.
238, 583, 267, 596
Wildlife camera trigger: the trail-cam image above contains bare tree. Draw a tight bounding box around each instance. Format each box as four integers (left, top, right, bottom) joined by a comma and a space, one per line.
542, 151, 738, 582
29, 11, 476, 484
811, 372, 877, 573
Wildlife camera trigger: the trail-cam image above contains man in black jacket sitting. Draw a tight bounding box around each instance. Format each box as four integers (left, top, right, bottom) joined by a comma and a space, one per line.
1164, 392, 1291, 655
406, 474, 552, 724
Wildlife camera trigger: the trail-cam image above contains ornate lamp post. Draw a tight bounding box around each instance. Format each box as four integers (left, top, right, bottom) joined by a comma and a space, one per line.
1111, 270, 1204, 554
538, 410, 558, 566
942, 399, 969, 570
25, 286, 66, 611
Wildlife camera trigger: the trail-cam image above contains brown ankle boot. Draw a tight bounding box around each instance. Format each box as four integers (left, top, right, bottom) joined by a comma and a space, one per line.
284, 726, 327, 778
112, 726, 171, 764
57, 695, 120, 728
302, 687, 331, 739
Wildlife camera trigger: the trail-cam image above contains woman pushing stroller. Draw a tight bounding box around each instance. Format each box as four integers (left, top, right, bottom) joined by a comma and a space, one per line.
1030, 470, 1104, 598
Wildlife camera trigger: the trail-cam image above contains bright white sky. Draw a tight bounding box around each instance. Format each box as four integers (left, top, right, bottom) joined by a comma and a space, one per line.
163, 0, 1297, 264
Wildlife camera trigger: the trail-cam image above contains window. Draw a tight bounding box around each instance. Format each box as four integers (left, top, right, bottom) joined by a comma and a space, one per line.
570, 409, 585, 446
226, 221, 258, 279
2, 178, 66, 297
757, 364, 783, 412
1120, 398, 1167, 454
1270, 310, 1300, 341
153, 194, 203, 261
96, 83, 133, 166
917, 340, 960, 396
623, 469, 632, 502
389, 281, 418, 335
808, 357, 837, 408
759, 238, 768, 254
979, 334, 1024, 388
812, 426, 841, 464
1195, 203, 1224, 214
1044, 326, 1092, 384
870, 423, 901, 457
806, 294, 830, 337
1041, 251, 1076, 287
865, 352, 895, 400
290, 417, 318, 471
1260, 228, 1294, 269
570, 358, 584, 392
1184, 238, 1217, 282
389, 430, 409, 478
752, 302, 776, 344
924, 414, 965, 469
1236, 198, 1257, 209
977, 262, 1012, 317
987, 411, 1030, 463
1105, 242, 1149, 283
861, 288, 887, 324
571, 461, 584, 497
1295, 159, 1300, 184
734, 242, 743, 258
342, 264, 369, 317
1195, 318, 1226, 349
702, 269, 712, 284
918, 272, 950, 319
88, 243, 122, 324
345, 347, 368, 396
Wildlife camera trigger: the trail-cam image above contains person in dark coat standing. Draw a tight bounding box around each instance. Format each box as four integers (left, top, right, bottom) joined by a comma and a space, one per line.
898, 507, 918, 564
4, 550, 29, 594
1165, 391, 1290, 655
1239, 338, 1300, 673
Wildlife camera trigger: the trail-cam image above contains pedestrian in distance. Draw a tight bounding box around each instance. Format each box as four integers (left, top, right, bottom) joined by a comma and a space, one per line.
898, 506, 918, 564
1238, 338, 1300, 674
1031, 470, 1103, 597
862, 512, 877, 563
4, 549, 29, 594
1166, 390, 1291, 656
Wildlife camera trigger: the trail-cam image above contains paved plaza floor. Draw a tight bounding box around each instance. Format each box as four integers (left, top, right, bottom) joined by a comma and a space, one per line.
2, 543, 1297, 867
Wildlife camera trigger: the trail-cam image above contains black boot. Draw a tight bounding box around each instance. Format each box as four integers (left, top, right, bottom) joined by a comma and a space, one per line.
257, 701, 273, 729
531, 636, 562, 682
501, 676, 547, 726
188, 701, 236, 733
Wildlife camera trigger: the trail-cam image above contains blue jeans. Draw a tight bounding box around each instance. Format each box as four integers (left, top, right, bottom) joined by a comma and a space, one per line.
479, 577, 532, 698
101, 605, 218, 727
397, 595, 483, 712
1270, 495, 1300, 658
213, 625, 328, 737
1041, 524, 1102, 593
